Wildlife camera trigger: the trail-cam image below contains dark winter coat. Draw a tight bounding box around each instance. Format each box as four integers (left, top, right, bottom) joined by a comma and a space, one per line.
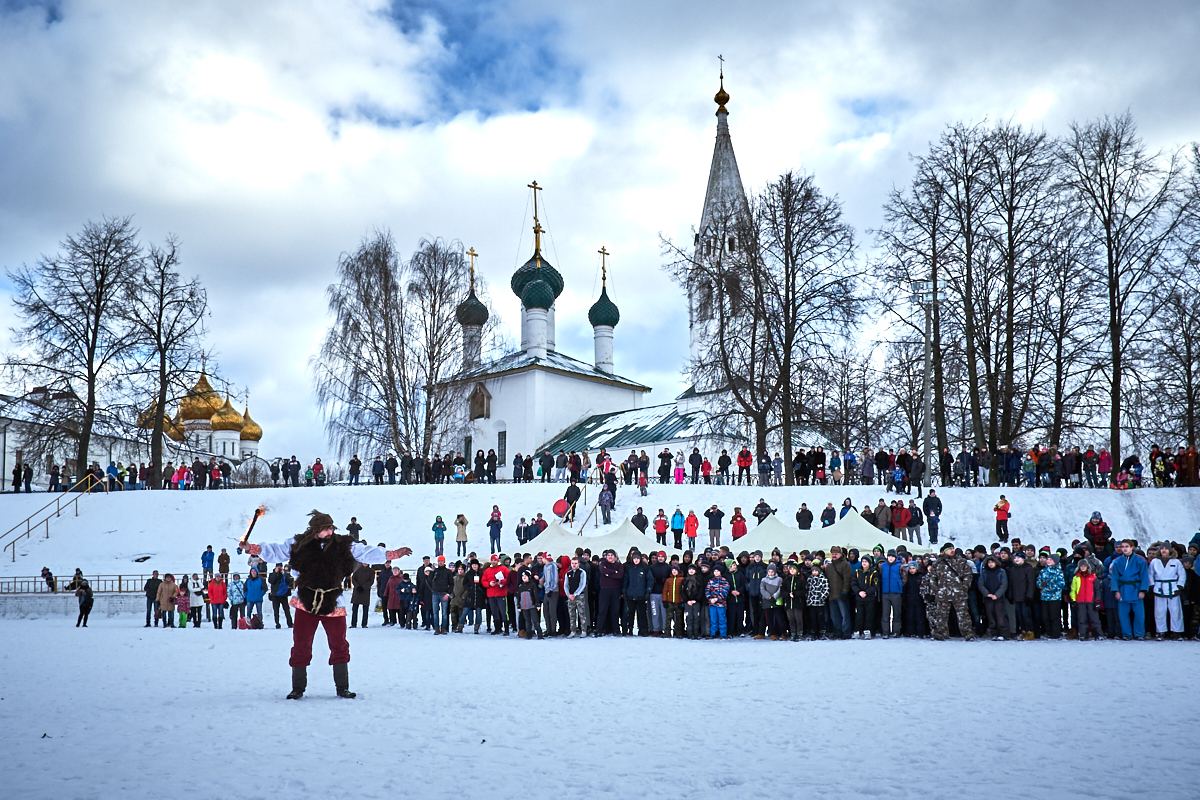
598, 559, 625, 590
743, 561, 766, 597
824, 558, 853, 599
351, 564, 375, 606
851, 566, 881, 601
622, 562, 653, 598
287, 534, 357, 615
796, 508, 814, 529
1005, 561, 1037, 603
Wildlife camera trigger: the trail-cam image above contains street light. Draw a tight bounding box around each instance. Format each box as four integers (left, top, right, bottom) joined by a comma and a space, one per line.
910, 280, 947, 488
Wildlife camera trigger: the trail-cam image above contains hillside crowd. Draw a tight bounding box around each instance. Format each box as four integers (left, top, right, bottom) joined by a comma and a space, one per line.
9, 441, 1198, 494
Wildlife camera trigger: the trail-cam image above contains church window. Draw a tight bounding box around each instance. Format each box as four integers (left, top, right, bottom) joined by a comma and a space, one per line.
497, 431, 506, 462
725, 274, 743, 316
696, 280, 714, 322
468, 383, 491, 420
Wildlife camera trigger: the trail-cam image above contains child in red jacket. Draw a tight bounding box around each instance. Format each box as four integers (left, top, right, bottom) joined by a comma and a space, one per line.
1070, 560, 1103, 640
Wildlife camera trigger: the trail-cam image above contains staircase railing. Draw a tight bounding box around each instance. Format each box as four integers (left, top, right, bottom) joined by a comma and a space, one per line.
2, 474, 104, 563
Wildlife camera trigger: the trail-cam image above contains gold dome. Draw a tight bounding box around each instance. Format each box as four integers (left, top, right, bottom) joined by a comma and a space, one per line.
209, 396, 245, 432
180, 372, 222, 420
137, 401, 161, 429
138, 402, 185, 441
167, 411, 185, 442
714, 78, 729, 114
240, 406, 262, 442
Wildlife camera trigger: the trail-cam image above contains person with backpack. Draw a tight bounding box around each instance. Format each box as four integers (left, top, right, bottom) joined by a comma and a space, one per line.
226, 573, 246, 629
268, 563, 294, 629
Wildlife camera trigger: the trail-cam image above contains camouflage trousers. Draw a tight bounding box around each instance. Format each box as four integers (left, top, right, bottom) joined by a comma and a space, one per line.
929, 596, 976, 640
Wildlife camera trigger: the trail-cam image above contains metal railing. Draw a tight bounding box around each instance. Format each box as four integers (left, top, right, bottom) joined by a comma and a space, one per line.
1, 474, 105, 562
0, 573, 160, 594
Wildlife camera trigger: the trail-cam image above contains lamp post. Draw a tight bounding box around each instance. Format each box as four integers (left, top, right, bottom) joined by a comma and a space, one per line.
910, 280, 947, 488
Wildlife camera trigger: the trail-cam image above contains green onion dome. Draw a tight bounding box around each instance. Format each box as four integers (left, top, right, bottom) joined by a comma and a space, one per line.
455, 288, 489, 327
510, 250, 564, 302
520, 277, 555, 310
587, 286, 620, 327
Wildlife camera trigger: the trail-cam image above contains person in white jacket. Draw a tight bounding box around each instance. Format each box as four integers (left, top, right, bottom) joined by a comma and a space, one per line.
1148, 543, 1187, 638
189, 574, 207, 626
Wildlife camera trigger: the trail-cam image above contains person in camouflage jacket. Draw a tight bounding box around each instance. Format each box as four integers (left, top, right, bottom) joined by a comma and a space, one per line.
927, 544, 978, 641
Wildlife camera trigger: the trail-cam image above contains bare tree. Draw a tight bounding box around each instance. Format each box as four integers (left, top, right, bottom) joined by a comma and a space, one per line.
4, 217, 141, 475
1057, 112, 1193, 465
664, 171, 860, 473
312, 232, 493, 459
874, 159, 954, 453
122, 237, 209, 488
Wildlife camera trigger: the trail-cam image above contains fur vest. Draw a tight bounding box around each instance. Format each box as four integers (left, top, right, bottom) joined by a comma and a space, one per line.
288, 534, 358, 615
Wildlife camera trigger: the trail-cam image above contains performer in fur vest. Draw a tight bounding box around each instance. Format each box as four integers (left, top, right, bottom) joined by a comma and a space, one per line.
243, 509, 410, 699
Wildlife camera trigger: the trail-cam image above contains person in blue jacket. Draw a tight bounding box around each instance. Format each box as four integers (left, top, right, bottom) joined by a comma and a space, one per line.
243, 567, 268, 621
670, 508, 686, 550
432, 516, 447, 557
201, 546, 215, 580
1109, 539, 1150, 639
487, 513, 503, 555
879, 549, 905, 638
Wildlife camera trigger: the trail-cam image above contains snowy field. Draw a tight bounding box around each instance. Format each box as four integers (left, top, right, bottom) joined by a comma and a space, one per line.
3, 481, 1200, 579
1, 616, 1196, 800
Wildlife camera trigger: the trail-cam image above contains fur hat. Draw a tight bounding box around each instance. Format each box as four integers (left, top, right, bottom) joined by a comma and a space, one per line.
306, 509, 336, 533
830, 546, 843, 555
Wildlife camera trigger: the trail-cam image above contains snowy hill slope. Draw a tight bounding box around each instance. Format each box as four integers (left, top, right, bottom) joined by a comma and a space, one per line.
2, 481, 1199, 577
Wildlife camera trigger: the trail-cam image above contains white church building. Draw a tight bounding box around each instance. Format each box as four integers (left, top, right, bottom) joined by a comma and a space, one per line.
448, 74, 751, 464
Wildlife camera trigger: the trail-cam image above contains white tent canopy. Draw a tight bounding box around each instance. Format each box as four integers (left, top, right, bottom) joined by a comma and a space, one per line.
729, 513, 932, 556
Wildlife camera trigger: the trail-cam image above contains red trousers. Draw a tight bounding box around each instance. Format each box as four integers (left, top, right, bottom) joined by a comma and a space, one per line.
289, 607, 350, 667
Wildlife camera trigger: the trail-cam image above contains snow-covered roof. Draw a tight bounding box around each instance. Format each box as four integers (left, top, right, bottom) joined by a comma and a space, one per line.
537, 403, 705, 454
452, 348, 650, 391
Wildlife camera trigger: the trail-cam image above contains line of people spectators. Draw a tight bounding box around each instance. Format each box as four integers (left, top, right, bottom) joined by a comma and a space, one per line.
362, 527, 1200, 642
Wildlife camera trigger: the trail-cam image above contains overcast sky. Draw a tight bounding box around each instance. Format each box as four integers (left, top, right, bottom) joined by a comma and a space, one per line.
2, 0, 1198, 462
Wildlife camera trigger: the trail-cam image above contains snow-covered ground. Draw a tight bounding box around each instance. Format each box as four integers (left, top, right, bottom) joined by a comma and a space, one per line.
1, 616, 1196, 800
2, 482, 1200, 578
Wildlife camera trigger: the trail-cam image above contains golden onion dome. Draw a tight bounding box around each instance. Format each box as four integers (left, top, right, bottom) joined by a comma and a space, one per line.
180, 372, 222, 420
209, 396, 245, 432
166, 412, 186, 442
137, 401, 161, 429
714, 75, 730, 114
240, 406, 262, 442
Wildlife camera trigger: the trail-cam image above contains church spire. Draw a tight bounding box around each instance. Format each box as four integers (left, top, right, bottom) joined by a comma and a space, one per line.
698, 59, 749, 238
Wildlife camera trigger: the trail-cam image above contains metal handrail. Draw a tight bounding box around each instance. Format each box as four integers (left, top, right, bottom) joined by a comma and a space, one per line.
2, 474, 104, 562
0, 572, 212, 595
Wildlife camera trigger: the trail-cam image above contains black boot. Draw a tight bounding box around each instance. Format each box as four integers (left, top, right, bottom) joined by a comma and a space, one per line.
287, 666, 307, 700
333, 663, 355, 698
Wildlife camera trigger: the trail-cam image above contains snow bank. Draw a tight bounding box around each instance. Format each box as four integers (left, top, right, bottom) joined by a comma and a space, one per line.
2, 482, 1199, 577
1, 617, 1196, 800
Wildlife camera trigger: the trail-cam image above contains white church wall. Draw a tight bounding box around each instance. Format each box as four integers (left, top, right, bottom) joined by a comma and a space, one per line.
468, 369, 646, 460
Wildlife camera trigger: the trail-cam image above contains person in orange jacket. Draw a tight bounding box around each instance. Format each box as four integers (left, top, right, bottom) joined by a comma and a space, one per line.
731, 507, 748, 540
736, 448, 753, 485
653, 509, 669, 546
684, 510, 700, 551
994, 495, 1011, 543
207, 574, 228, 629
